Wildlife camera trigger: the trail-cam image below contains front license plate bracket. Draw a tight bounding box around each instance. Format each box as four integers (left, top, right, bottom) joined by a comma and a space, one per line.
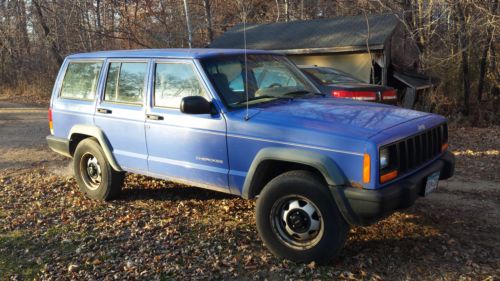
424, 171, 440, 196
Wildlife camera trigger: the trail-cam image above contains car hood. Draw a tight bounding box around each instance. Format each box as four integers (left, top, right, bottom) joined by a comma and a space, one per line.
248, 97, 430, 138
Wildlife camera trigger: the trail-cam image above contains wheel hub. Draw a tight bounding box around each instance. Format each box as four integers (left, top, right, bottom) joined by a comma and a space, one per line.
87, 163, 99, 179
272, 197, 323, 247
81, 154, 102, 190
286, 209, 311, 233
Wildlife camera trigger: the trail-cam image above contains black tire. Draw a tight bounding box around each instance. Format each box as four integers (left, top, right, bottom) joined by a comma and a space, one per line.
256, 170, 349, 264
73, 138, 124, 200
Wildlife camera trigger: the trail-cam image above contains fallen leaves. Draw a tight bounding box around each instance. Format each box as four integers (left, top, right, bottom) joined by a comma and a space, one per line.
449, 126, 500, 181
67, 264, 78, 273
0, 126, 498, 280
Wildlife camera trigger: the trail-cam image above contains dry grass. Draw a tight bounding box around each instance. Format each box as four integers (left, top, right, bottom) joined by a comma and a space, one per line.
0, 80, 52, 106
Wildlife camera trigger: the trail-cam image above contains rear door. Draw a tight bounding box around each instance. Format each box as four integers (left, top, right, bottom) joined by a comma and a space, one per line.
145, 59, 229, 191
94, 59, 150, 172
51, 59, 103, 138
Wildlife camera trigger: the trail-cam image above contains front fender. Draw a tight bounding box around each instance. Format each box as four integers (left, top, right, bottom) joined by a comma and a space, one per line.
68, 125, 123, 172
242, 147, 348, 199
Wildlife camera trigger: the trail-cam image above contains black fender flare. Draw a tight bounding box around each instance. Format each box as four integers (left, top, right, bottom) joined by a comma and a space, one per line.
242, 147, 348, 199
68, 125, 123, 172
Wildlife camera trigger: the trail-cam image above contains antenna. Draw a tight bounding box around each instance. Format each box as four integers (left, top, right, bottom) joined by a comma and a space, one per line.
243, 4, 249, 121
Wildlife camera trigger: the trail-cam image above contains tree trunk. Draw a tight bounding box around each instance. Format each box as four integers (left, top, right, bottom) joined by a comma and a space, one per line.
300, 0, 304, 20
477, 28, 493, 101
285, 0, 289, 22
275, 0, 280, 22
32, 0, 63, 66
489, 38, 499, 97
203, 0, 213, 43
183, 0, 193, 48
477, 0, 498, 101
15, 0, 30, 56
417, 0, 425, 46
95, 0, 102, 48
456, 2, 470, 115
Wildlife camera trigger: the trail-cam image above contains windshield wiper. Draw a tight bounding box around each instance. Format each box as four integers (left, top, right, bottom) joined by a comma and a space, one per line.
234, 95, 289, 105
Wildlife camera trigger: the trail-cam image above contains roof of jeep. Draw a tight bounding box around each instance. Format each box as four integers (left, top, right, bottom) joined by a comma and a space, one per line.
66, 48, 279, 59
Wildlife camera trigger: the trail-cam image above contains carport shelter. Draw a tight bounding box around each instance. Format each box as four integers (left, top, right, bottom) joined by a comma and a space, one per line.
208, 14, 435, 107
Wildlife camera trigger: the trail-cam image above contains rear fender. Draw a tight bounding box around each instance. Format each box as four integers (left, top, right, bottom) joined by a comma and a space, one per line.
68, 125, 122, 172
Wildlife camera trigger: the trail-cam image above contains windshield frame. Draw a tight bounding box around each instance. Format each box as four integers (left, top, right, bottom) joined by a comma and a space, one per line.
199, 54, 320, 110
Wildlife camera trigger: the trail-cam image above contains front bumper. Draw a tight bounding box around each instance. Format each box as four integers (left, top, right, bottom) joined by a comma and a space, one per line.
331, 151, 455, 226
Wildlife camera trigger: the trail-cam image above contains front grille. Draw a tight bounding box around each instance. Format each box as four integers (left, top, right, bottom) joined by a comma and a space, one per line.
383, 123, 448, 175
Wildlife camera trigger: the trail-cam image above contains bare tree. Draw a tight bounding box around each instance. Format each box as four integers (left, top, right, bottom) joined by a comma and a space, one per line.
477, 0, 498, 101
32, 0, 63, 65
0, 0, 497, 123
455, 1, 471, 115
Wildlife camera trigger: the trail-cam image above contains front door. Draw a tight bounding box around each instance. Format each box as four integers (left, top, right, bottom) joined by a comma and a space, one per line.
94, 59, 150, 171
145, 59, 229, 190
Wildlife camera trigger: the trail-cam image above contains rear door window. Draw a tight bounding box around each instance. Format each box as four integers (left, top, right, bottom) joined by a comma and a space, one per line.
104, 62, 148, 104
154, 62, 207, 108
60, 61, 102, 100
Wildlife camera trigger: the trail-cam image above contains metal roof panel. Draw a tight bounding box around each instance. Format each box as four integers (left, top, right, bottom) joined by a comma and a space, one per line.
209, 14, 401, 53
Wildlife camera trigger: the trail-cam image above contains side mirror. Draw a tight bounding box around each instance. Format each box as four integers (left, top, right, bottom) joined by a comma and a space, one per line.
180, 96, 212, 114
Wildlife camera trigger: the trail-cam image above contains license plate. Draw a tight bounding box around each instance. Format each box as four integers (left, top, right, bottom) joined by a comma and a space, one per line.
424, 171, 440, 196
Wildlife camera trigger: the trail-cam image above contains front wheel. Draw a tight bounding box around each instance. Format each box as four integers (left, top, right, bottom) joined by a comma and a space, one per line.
256, 170, 349, 264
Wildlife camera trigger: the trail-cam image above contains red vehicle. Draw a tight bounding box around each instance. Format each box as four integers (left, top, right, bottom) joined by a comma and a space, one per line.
300, 65, 398, 104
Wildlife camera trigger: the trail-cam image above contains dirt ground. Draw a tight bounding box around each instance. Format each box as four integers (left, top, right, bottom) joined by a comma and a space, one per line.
0, 99, 498, 280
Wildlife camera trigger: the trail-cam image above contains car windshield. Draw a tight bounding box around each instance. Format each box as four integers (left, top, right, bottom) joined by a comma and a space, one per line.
201, 54, 316, 108
301, 67, 363, 84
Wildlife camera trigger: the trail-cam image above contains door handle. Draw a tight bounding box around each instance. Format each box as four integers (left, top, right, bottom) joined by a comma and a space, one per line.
97, 108, 112, 114
146, 114, 164, 120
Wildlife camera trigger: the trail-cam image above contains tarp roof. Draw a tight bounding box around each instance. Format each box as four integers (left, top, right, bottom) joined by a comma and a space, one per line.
209, 14, 401, 54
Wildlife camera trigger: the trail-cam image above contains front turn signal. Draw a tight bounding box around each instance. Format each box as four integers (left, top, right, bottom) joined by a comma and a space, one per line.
380, 170, 398, 183
441, 143, 449, 152
363, 153, 370, 183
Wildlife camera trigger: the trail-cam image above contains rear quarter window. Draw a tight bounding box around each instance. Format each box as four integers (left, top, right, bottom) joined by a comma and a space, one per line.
60, 61, 103, 100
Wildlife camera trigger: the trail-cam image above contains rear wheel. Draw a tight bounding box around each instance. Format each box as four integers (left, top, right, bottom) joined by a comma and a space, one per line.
73, 138, 124, 200
256, 170, 349, 264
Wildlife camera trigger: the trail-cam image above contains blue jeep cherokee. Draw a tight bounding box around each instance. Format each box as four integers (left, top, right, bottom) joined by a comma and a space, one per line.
47, 49, 455, 263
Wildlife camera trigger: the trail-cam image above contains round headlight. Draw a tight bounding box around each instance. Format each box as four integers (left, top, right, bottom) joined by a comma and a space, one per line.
380, 148, 389, 169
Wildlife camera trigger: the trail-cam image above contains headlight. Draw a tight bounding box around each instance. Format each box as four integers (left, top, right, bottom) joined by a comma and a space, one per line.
380, 148, 390, 169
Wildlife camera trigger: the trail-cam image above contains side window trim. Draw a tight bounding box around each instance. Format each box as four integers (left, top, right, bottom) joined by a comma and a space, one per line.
101, 58, 150, 107
191, 59, 226, 113
57, 59, 104, 101
151, 59, 209, 109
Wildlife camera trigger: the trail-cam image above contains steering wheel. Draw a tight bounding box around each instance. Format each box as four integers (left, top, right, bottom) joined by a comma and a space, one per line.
267, 83, 282, 88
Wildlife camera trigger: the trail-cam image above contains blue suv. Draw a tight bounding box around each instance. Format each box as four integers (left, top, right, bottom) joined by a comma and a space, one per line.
47, 49, 455, 263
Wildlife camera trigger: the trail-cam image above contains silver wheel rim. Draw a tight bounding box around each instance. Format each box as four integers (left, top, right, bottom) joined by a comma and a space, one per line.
80, 152, 102, 190
270, 195, 324, 250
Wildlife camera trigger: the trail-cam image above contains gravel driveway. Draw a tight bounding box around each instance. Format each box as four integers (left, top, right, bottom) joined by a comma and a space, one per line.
0, 102, 68, 171
0, 101, 498, 280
